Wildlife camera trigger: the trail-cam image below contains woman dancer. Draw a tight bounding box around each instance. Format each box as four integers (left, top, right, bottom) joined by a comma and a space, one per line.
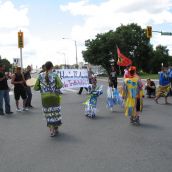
34, 61, 63, 137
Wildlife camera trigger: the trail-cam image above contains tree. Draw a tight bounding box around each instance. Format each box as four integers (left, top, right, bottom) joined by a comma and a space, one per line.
150, 45, 171, 72
83, 30, 117, 75
0, 58, 12, 72
82, 23, 153, 75
114, 23, 153, 72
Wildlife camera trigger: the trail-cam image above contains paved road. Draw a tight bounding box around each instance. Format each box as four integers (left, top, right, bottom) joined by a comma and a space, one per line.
0, 80, 172, 172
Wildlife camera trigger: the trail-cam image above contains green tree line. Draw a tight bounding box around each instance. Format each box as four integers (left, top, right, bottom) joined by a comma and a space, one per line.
82, 23, 172, 75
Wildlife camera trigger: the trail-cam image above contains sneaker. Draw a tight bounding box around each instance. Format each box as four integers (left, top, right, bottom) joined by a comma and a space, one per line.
130, 117, 134, 124
28, 105, 34, 108
0, 113, 5, 116
134, 116, 140, 125
16, 108, 22, 112
6, 111, 13, 114
22, 108, 29, 111
154, 98, 158, 104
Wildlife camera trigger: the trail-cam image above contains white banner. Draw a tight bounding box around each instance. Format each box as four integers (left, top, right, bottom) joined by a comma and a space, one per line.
55, 69, 89, 88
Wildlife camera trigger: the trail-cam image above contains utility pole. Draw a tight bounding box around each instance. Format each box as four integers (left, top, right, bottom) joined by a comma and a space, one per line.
62, 38, 78, 68
18, 30, 24, 68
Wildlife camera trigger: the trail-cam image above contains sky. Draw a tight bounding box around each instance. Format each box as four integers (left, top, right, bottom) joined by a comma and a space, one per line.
0, 0, 172, 68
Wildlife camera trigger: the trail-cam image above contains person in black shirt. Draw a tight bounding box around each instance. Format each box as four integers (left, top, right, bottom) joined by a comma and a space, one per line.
11, 67, 27, 112
0, 64, 13, 115
24, 65, 33, 108
39, 64, 46, 74
109, 66, 117, 89
145, 78, 156, 98
77, 67, 93, 95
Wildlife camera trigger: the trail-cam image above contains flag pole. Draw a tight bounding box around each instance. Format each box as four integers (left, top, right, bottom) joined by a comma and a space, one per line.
116, 45, 121, 76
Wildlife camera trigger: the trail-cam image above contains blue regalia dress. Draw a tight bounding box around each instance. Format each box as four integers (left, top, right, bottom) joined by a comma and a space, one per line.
84, 85, 103, 118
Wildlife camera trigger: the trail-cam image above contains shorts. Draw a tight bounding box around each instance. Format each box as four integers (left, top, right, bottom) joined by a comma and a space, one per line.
14, 87, 27, 100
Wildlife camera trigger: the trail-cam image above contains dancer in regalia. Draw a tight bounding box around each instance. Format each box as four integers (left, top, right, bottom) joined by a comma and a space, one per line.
155, 67, 170, 104
106, 82, 123, 111
84, 75, 103, 118
34, 61, 63, 137
122, 66, 143, 125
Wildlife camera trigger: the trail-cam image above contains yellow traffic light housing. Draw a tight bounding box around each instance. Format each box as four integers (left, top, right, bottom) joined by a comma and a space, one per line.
146, 26, 152, 38
18, 31, 24, 48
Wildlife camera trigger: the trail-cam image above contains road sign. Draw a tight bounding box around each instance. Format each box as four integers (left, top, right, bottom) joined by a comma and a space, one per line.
13, 58, 21, 66
161, 32, 172, 36
18, 31, 24, 48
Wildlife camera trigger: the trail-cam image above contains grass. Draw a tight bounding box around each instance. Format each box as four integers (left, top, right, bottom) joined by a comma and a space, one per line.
98, 73, 159, 80
139, 73, 158, 79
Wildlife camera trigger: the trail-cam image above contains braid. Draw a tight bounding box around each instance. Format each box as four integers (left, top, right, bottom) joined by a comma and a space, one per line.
45, 70, 49, 84
44, 61, 53, 84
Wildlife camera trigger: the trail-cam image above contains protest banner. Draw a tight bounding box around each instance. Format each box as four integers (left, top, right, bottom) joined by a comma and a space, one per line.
55, 69, 89, 88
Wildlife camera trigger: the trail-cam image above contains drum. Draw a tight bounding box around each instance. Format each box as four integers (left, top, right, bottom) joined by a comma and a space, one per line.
26, 78, 37, 87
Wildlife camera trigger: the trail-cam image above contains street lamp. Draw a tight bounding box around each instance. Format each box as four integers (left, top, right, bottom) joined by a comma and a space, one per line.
62, 38, 78, 68
57, 51, 67, 68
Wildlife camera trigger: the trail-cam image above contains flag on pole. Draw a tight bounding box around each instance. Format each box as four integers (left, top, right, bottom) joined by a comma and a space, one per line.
117, 47, 132, 66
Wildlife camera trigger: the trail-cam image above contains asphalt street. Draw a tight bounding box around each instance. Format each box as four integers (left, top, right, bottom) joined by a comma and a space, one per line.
0, 80, 172, 172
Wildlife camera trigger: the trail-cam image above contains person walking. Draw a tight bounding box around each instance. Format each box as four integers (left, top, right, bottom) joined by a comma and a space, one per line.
0, 64, 13, 115
39, 64, 46, 74
11, 67, 28, 112
155, 67, 170, 104
122, 66, 143, 125
24, 65, 33, 108
109, 66, 117, 89
34, 61, 63, 137
168, 66, 172, 95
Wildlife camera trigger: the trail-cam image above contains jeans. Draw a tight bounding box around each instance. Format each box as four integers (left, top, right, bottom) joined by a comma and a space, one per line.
0, 90, 11, 114
25, 86, 32, 107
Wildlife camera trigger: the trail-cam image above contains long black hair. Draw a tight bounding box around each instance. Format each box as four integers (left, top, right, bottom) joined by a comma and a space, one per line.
45, 61, 53, 84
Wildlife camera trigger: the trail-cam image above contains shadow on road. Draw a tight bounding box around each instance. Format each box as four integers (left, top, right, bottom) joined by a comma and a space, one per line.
52, 132, 82, 143
138, 123, 163, 130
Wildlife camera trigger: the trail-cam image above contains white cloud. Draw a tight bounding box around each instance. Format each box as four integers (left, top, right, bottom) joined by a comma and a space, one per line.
0, 1, 76, 68
1, 0, 172, 69
0, 1, 29, 29
60, 0, 172, 54
0, 1, 29, 66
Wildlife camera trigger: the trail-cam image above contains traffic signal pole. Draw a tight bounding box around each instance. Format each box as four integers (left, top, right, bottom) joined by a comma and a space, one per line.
18, 30, 24, 68
20, 47, 23, 68
146, 26, 172, 38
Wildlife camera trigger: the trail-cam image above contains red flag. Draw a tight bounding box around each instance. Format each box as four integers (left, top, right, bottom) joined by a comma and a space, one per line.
117, 47, 132, 66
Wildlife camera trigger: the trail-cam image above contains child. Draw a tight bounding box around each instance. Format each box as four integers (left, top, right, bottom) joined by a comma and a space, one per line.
84, 75, 103, 118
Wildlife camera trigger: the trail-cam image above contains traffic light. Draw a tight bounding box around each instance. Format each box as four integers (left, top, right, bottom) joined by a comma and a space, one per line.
146, 26, 152, 38
18, 31, 24, 48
